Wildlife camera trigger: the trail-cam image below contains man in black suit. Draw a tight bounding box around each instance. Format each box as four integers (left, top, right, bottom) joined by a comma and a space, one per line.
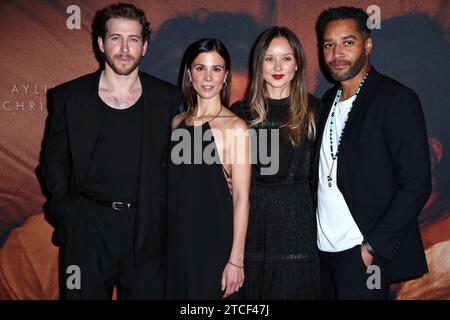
312, 7, 431, 299
41, 3, 180, 299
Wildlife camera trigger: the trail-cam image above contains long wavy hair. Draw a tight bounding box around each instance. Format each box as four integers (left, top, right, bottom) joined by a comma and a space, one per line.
248, 26, 316, 145
181, 38, 232, 119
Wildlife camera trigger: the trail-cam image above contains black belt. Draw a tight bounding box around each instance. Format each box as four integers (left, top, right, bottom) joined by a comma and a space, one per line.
81, 193, 136, 211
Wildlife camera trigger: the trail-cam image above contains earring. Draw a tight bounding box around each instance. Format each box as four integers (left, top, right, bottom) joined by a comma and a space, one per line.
189, 79, 192, 86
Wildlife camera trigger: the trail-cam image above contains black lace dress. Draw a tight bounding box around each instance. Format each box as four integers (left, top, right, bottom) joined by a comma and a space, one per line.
232, 96, 320, 299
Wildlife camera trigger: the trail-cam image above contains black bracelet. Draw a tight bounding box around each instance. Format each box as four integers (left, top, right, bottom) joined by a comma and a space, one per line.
227, 260, 244, 269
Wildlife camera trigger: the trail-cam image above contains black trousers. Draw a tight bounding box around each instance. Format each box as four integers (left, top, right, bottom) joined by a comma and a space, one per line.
319, 245, 390, 300
62, 197, 165, 300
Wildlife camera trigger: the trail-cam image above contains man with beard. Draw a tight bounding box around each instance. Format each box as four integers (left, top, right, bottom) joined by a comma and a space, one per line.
41, 3, 180, 299
312, 7, 431, 299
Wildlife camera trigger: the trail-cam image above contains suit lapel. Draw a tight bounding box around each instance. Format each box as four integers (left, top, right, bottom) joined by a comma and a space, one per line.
138, 72, 150, 193
67, 71, 101, 189
336, 67, 379, 157
136, 72, 160, 212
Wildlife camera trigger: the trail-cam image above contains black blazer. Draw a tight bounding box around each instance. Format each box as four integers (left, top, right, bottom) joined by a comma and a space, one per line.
41, 70, 181, 265
312, 67, 431, 282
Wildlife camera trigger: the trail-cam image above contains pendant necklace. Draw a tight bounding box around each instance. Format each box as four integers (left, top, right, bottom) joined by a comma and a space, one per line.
327, 72, 369, 188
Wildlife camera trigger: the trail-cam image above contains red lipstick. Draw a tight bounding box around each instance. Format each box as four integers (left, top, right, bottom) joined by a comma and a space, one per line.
272, 74, 284, 80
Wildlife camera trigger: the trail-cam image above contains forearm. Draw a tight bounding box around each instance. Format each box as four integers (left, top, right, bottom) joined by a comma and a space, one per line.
41, 89, 72, 223
227, 121, 251, 265
41, 155, 72, 225
366, 182, 430, 260
42, 160, 71, 196
367, 88, 431, 260
228, 194, 250, 265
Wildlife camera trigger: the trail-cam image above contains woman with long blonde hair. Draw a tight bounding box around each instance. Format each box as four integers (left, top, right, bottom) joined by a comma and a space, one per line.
232, 26, 321, 299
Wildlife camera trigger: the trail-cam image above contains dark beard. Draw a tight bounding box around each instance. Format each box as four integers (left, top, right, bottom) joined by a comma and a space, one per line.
326, 50, 367, 82
104, 53, 142, 76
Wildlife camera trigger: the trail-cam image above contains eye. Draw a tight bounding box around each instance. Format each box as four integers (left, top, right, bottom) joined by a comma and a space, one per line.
344, 41, 354, 46
111, 36, 120, 41
283, 56, 292, 62
323, 43, 333, 49
130, 38, 139, 43
214, 67, 223, 72
264, 57, 273, 62
195, 66, 205, 71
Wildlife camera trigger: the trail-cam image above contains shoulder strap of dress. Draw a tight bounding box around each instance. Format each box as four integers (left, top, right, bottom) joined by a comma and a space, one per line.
221, 165, 231, 179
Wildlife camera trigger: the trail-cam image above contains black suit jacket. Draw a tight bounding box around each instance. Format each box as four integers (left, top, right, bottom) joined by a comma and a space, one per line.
41, 70, 181, 265
312, 67, 431, 282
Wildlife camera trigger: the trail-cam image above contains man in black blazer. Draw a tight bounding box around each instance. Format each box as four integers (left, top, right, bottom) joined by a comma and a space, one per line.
312, 7, 431, 299
41, 3, 180, 299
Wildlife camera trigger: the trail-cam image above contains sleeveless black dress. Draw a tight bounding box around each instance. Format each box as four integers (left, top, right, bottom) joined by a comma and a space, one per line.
167, 120, 237, 299
232, 96, 321, 299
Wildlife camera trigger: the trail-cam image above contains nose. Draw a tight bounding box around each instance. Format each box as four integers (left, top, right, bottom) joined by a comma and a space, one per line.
332, 44, 344, 59
274, 59, 282, 71
204, 69, 212, 81
120, 39, 129, 53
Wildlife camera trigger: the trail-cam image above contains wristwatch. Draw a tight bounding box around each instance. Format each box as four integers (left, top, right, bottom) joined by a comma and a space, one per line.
362, 240, 376, 256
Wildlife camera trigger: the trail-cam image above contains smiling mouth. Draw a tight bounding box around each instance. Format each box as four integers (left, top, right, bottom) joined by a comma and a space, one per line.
272, 74, 284, 79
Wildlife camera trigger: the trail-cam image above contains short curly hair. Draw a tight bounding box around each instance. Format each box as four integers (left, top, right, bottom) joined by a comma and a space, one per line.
317, 6, 370, 41
92, 2, 151, 42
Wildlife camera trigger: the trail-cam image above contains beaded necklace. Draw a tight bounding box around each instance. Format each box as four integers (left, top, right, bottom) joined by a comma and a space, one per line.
327, 72, 369, 188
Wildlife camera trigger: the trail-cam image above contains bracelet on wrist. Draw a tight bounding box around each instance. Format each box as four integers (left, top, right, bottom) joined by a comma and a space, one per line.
227, 260, 244, 269
363, 240, 376, 256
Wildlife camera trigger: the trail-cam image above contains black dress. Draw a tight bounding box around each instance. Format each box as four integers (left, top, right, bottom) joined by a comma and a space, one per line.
167, 120, 237, 299
232, 96, 321, 299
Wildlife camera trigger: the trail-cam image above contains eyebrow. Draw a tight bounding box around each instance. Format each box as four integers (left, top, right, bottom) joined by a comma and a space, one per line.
193, 64, 225, 68
108, 33, 141, 38
341, 35, 356, 40
265, 53, 294, 56
323, 34, 357, 42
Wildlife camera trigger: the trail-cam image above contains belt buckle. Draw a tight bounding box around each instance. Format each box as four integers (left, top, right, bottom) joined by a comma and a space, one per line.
112, 201, 124, 211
